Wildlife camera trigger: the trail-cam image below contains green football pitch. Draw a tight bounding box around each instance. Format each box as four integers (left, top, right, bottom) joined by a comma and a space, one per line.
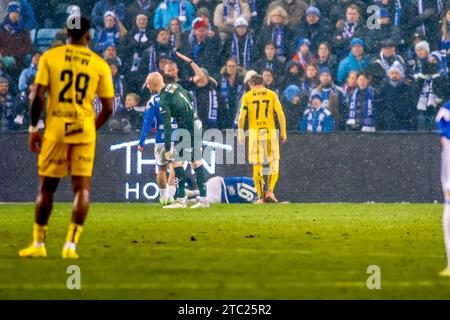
0, 203, 449, 300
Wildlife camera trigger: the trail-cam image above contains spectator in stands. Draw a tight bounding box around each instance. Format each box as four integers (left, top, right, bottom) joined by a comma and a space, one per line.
371, 39, 409, 81
0, 56, 14, 95
18, 49, 39, 93
439, 8, 450, 74
414, 54, 449, 130
413, 40, 431, 76
222, 16, 256, 70
121, 13, 151, 76
300, 63, 319, 98
346, 72, 376, 132
14, 73, 34, 130
297, 6, 330, 53
262, 68, 279, 95
1, 1, 35, 30
168, 17, 184, 50
265, 0, 308, 30
376, 61, 417, 131
407, 0, 443, 50
94, 11, 125, 54
91, 0, 126, 29
0, 76, 15, 132
139, 28, 174, 77
125, 0, 158, 28
213, 0, 251, 42
185, 18, 221, 77
259, 6, 292, 64
333, 4, 365, 60
341, 70, 358, 117
122, 93, 145, 132
316, 42, 338, 79
103, 42, 122, 68
281, 60, 302, 89
0, 2, 31, 70
219, 57, 245, 128
337, 38, 369, 85
252, 42, 284, 78
310, 67, 345, 130
153, 0, 196, 31
282, 84, 303, 131
293, 38, 316, 73
299, 94, 335, 133
365, 7, 402, 55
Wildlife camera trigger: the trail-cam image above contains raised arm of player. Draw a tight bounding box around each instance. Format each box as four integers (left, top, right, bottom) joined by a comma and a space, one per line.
175, 51, 208, 84
28, 84, 47, 153
237, 96, 248, 145
274, 95, 287, 144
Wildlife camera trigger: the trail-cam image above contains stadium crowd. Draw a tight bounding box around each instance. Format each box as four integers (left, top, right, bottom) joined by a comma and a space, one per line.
0, 0, 450, 133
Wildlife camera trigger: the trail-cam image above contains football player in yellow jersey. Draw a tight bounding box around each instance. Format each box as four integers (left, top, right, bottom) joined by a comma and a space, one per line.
19, 17, 115, 259
238, 74, 287, 203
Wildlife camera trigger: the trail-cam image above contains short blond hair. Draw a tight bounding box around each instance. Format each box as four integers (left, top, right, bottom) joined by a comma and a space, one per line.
267, 6, 289, 26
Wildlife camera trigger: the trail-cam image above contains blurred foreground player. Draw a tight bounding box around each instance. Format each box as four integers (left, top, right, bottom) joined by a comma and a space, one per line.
436, 101, 450, 277
19, 16, 115, 259
187, 176, 259, 204
238, 74, 287, 203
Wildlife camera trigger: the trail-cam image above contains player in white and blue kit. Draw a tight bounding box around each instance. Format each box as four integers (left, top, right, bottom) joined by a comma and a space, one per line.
138, 88, 177, 205
435, 100, 450, 277
187, 176, 259, 204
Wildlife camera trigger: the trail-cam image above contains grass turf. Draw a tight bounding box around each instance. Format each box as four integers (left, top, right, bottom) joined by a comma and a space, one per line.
0, 203, 449, 300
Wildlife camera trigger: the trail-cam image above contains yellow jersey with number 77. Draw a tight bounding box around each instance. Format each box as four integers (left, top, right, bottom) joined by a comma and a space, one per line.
35, 44, 114, 144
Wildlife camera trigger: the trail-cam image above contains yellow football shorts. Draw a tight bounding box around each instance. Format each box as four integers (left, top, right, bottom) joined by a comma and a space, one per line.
38, 138, 96, 178
248, 129, 280, 165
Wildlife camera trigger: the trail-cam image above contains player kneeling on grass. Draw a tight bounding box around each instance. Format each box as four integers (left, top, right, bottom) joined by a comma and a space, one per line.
20, 16, 115, 259
238, 74, 287, 204
138, 78, 177, 205
146, 72, 209, 209
187, 176, 258, 204
436, 100, 450, 277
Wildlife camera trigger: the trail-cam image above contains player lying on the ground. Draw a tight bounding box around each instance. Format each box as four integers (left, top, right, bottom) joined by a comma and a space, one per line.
436, 100, 450, 277
138, 77, 177, 205
20, 17, 114, 259
186, 176, 259, 204
146, 72, 209, 209
238, 74, 287, 204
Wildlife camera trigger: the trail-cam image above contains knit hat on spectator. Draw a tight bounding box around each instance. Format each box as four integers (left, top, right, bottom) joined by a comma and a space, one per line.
381, 39, 395, 48
306, 6, 320, 18
103, 41, 116, 52
415, 41, 430, 54
196, 7, 211, 19
430, 51, 442, 63
297, 38, 311, 48
319, 66, 331, 75
351, 38, 364, 48
7, 2, 21, 13
388, 61, 405, 79
283, 85, 301, 102
193, 18, 209, 30
243, 70, 258, 84
311, 94, 324, 102
0, 76, 9, 85
234, 17, 248, 28
104, 11, 116, 19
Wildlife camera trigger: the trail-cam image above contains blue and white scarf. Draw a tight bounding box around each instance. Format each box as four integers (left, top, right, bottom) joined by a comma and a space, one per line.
1, 93, 14, 120
378, 53, 401, 73
272, 27, 285, 57
301, 79, 318, 96
342, 22, 357, 39
417, 75, 441, 110
220, 76, 243, 111
231, 32, 253, 69
148, 45, 173, 72
113, 76, 125, 113
1, 15, 25, 34
394, 0, 402, 26
248, 0, 257, 17
138, 0, 153, 11
223, 0, 241, 18
160, 0, 187, 19
348, 86, 375, 128
191, 88, 220, 125
305, 107, 327, 132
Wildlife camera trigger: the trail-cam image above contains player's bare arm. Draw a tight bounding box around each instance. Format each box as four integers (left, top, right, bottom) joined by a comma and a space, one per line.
175, 51, 208, 85
28, 84, 48, 153
95, 97, 114, 130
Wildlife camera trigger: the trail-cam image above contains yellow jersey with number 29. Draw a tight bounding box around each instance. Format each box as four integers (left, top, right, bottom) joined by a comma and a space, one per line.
35, 44, 114, 144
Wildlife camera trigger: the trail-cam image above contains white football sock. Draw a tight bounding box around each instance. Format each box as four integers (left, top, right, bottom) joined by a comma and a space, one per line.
64, 242, 76, 251
159, 188, 167, 202
444, 200, 450, 268
169, 185, 176, 198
